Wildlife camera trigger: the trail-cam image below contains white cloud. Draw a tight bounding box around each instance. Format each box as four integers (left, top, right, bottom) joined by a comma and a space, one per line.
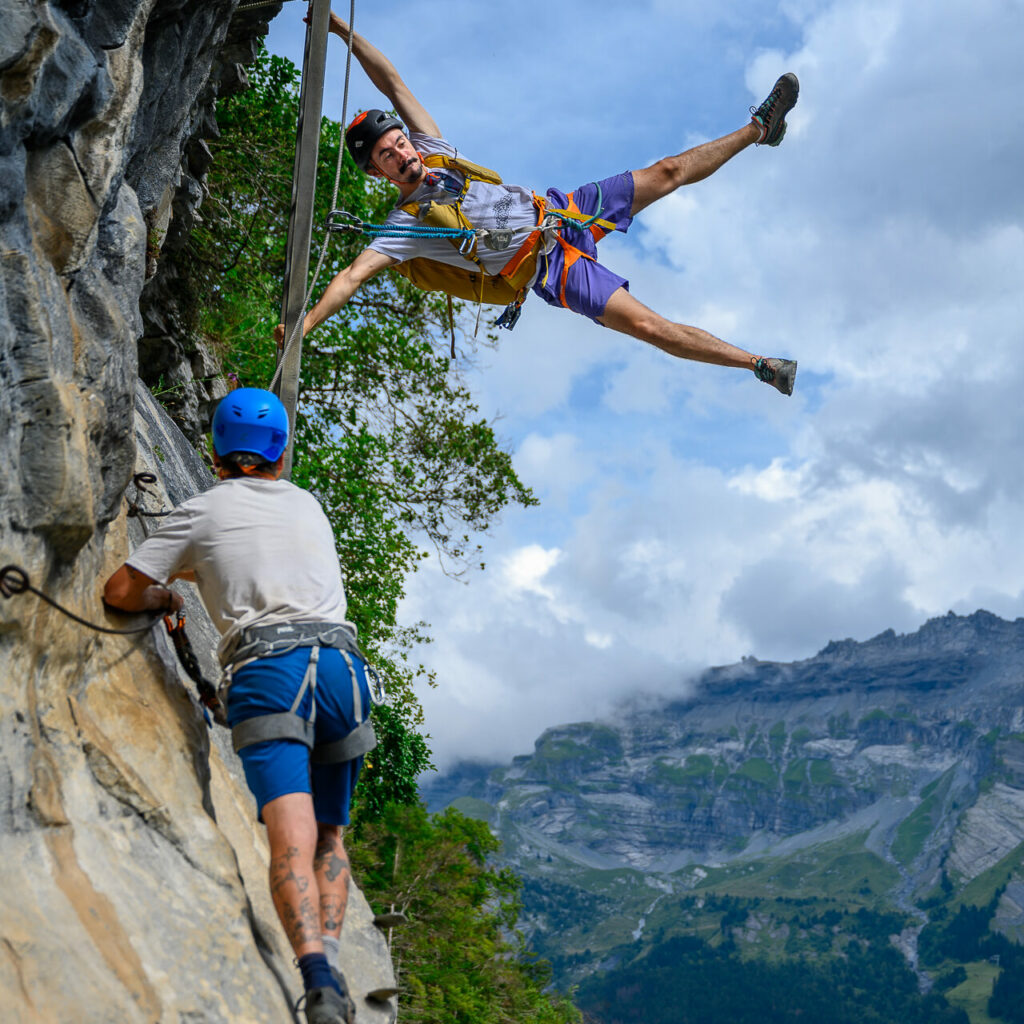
269, 0, 1024, 768
500, 544, 561, 599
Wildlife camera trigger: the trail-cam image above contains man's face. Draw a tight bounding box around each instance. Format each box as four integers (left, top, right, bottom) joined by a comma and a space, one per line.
370, 128, 424, 183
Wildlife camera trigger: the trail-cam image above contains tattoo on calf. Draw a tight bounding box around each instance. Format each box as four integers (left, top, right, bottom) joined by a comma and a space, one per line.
321, 894, 345, 933
281, 896, 321, 948
270, 845, 310, 896
314, 835, 351, 884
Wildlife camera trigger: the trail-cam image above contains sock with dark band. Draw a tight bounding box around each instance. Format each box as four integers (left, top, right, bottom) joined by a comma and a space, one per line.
297, 952, 340, 994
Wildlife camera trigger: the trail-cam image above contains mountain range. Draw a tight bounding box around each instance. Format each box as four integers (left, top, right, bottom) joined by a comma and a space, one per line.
422, 611, 1024, 1023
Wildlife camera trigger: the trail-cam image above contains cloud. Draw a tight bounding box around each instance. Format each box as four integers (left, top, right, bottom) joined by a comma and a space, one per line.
268, 1, 1024, 767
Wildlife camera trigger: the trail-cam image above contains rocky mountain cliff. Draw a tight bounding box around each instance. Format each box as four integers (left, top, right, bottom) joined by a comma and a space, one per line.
1, 2, 395, 1020
423, 612, 1024, 996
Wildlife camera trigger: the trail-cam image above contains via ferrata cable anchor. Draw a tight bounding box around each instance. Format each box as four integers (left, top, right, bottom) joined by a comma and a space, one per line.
127, 472, 171, 519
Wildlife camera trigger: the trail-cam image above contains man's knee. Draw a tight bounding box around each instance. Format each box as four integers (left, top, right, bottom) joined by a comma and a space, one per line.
601, 293, 668, 339
316, 822, 344, 846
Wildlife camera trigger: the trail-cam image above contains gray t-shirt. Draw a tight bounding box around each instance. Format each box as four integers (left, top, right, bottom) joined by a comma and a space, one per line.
368, 133, 540, 275
127, 477, 354, 659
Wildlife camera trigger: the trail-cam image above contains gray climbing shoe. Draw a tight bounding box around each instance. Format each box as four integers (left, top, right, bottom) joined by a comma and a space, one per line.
754, 357, 797, 396
750, 73, 799, 146
300, 985, 355, 1024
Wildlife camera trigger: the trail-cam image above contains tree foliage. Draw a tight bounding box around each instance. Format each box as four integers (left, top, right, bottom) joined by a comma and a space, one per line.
575, 933, 968, 1024
350, 803, 582, 1024
173, 46, 536, 803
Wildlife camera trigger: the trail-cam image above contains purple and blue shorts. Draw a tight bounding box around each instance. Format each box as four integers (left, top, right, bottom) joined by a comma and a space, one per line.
531, 171, 635, 323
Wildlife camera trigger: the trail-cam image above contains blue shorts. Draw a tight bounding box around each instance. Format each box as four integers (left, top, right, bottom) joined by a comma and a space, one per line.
226, 646, 371, 825
531, 171, 635, 322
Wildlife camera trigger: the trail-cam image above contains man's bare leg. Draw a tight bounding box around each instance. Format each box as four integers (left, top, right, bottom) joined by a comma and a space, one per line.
314, 824, 351, 944
598, 287, 795, 394
599, 286, 755, 367
629, 73, 799, 217
264, 793, 323, 957
631, 123, 761, 217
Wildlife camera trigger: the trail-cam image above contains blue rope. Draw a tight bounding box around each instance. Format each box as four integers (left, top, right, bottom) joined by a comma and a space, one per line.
363, 224, 474, 240
549, 181, 605, 231
327, 180, 606, 245
327, 210, 474, 242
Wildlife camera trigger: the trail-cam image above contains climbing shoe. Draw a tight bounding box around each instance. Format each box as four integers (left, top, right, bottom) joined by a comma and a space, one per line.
298, 985, 355, 1024
750, 73, 799, 146
754, 357, 797, 396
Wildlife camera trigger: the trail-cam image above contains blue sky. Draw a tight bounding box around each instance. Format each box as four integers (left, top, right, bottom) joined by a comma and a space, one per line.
266, 0, 1024, 767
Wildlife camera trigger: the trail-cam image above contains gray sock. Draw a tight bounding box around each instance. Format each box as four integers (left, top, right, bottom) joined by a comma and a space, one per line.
322, 934, 340, 970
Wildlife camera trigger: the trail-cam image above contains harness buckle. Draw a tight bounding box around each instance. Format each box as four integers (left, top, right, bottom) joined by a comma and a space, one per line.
480, 228, 514, 251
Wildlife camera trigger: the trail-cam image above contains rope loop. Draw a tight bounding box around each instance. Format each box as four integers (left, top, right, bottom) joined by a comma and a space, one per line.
0, 564, 162, 635
127, 472, 171, 519
0, 564, 29, 599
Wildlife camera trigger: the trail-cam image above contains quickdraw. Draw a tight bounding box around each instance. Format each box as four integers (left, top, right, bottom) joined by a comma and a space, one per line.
163, 611, 226, 726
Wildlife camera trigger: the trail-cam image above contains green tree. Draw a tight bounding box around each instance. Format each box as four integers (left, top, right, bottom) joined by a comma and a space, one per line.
351, 803, 582, 1024
167, 46, 536, 805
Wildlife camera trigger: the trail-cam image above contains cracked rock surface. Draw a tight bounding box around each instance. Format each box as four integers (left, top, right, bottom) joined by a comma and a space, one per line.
0, 2, 396, 1019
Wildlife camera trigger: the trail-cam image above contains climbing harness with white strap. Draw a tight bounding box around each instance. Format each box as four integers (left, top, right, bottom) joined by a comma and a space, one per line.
223, 621, 381, 763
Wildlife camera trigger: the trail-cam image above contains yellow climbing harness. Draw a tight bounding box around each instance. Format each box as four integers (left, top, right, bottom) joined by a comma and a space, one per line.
390, 152, 620, 318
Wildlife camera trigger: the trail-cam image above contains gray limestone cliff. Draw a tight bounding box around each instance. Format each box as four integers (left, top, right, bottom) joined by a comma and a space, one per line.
0, 2, 396, 1020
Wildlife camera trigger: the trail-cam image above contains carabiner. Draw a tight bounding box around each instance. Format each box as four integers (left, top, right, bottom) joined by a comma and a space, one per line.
326, 209, 363, 233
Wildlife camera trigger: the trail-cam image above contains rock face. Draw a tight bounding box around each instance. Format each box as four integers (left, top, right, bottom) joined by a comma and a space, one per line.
0, 2, 396, 1020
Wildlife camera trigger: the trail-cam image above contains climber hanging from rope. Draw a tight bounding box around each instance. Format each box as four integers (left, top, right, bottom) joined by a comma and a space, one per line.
103, 389, 376, 1024
275, 11, 801, 395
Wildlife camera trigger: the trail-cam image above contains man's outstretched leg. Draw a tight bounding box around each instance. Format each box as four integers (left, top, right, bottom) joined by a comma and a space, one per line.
631, 74, 799, 216
598, 287, 797, 395
600, 73, 799, 394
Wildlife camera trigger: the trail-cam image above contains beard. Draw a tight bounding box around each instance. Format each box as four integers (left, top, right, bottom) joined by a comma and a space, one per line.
398, 155, 421, 181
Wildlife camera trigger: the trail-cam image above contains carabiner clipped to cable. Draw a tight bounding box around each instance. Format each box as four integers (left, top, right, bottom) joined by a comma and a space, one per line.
326, 209, 364, 234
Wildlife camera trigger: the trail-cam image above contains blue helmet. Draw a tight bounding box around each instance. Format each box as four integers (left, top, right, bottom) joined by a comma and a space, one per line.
212, 388, 289, 461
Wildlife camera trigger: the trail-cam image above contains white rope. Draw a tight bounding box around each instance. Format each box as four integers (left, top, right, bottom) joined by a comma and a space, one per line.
271, 0, 355, 391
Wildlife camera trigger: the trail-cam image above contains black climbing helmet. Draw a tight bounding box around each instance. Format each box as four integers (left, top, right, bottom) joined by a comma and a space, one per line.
346, 109, 406, 172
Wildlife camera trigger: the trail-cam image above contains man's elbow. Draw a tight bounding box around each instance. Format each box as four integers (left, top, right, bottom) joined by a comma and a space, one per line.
102, 572, 126, 609
103, 564, 148, 610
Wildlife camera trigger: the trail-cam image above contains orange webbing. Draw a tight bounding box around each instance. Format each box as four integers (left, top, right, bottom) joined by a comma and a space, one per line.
557, 191, 596, 308
498, 192, 547, 281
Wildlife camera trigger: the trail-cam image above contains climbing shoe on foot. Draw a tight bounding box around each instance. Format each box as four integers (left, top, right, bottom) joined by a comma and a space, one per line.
299, 985, 355, 1024
750, 73, 799, 146
754, 357, 797, 395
